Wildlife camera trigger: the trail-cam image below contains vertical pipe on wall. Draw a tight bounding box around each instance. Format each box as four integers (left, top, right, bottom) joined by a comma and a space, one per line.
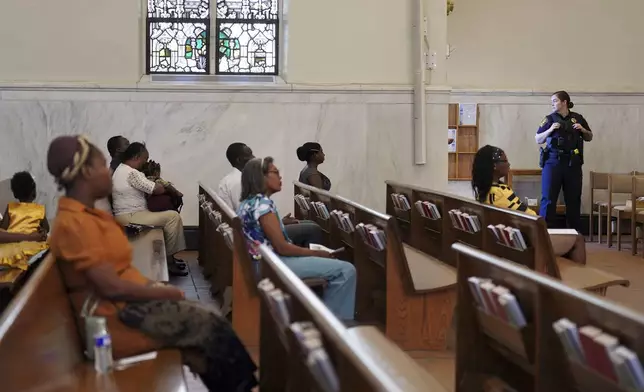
413, 0, 427, 165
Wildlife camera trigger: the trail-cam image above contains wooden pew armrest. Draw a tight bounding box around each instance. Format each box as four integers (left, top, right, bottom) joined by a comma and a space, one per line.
557, 257, 630, 291
402, 244, 456, 293
345, 326, 448, 392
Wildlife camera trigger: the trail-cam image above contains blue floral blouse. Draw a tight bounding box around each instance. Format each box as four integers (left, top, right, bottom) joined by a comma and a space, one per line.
237, 194, 291, 260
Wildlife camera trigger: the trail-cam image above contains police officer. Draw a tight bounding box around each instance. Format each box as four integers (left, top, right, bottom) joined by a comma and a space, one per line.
535, 91, 593, 231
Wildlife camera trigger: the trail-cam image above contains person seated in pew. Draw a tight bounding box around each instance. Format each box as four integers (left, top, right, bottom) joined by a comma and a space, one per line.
111, 142, 188, 276
0, 172, 49, 271
238, 157, 357, 321
46, 135, 258, 392
107, 135, 130, 173
219, 142, 325, 247
472, 145, 586, 265
141, 160, 184, 212
297, 142, 331, 191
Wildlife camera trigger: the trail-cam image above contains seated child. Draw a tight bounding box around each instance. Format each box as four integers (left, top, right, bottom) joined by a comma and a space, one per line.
0, 172, 49, 270
140, 160, 183, 212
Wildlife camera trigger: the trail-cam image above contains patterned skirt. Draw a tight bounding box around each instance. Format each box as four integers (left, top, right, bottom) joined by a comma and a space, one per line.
119, 300, 258, 392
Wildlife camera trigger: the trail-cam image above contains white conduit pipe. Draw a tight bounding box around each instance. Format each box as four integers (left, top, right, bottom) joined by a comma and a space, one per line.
413, 0, 428, 165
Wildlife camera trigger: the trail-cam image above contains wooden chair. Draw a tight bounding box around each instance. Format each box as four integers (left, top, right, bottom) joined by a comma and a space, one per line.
453, 242, 644, 392
257, 243, 447, 392
198, 183, 326, 347
386, 181, 629, 297
589, 172, 610, 243
607, 174, 635, 249
632, 176, 644, 256
0, 253, 186, 391
296, 181, 456, 351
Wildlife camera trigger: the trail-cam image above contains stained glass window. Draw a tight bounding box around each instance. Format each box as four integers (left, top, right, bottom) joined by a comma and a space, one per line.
147, 0, 211, 73
215, 0, 279, 75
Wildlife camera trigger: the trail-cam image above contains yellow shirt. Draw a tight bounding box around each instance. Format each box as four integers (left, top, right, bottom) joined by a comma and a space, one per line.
485, 183, 537, 216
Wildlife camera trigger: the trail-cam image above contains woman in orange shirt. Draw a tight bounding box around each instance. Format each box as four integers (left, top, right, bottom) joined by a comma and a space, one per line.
47, 135, 257, 392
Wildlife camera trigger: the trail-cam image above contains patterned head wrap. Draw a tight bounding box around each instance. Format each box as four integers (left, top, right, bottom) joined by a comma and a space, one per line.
47, 135, 92, 187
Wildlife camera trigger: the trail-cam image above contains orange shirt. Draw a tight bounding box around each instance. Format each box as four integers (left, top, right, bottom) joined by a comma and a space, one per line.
49, 197, 158, 358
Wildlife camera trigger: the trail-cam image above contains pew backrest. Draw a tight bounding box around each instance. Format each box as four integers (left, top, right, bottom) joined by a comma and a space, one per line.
385, 180, 559, 277
453, 242, 644, 392
0, 253, 84, 390
258, 244, 445, 392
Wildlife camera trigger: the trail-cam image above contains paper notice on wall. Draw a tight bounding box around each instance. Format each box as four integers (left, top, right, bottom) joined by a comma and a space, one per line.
459, 103, 477, 126
448, 128, 457, 152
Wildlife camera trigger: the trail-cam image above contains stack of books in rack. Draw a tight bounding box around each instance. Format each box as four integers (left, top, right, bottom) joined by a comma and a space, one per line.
290, 321, 340, 392
356, 223, 387, 251
257, 279, 292, 328
210, 210, 223, 226
467, 277, 527, 328
311, 201, 330, 219
553, 319, 644, 389
448, 209, 481, 233
390, 193, 411, 211
330, 210, 355, 233
414, 200, 441, 220
295, 194, 311, 212
198, 194, 206, 204
216, 222, 234, 249
487, 224, 528, 251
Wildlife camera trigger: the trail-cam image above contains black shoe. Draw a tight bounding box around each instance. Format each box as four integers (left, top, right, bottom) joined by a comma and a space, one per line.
168, 263, 189, 277
173, 260, 187, 270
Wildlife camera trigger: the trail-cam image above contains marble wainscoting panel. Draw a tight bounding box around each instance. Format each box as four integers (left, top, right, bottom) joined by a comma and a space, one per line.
0, 88, 439, 225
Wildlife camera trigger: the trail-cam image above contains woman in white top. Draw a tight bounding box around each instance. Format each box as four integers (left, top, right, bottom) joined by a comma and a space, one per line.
112, 142, 187, 276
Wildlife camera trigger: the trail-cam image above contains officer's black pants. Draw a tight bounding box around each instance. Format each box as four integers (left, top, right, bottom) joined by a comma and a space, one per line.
539, 161, 582, 231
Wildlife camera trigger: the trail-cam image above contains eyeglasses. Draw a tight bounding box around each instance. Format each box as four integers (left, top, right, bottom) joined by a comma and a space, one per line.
267, 169, 281, 176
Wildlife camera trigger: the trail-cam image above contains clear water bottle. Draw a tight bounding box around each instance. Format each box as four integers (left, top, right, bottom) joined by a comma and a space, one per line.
93, 317, 114, 373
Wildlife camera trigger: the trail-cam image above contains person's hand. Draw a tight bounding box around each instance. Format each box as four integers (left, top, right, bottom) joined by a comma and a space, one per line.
166, 286, 185, 300
550, 122, 561, 131
311, 250, 335, 259
282, 213, 299, 226
572, 123, 586, 132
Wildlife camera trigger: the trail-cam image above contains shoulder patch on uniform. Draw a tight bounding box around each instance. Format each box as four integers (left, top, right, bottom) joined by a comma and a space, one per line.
540, 117, 548, 127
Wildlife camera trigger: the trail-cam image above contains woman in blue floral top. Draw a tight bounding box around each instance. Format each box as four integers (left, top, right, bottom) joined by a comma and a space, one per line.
237, 157, 356, 320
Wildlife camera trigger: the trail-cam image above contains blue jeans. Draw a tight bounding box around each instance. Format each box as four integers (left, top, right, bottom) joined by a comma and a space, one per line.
280, 256, 356, 320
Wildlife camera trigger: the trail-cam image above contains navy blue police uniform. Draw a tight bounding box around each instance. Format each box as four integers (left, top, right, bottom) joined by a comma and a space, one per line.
537, 111, 591, 231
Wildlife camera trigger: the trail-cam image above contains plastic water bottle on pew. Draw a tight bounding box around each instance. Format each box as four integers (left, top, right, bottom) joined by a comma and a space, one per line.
94, 317, 114, 373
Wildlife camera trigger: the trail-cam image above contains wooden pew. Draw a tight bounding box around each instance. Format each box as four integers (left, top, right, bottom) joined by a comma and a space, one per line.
0, 253, 186, 391
257, 243, 447, 391
198, 183, 326, 347
294, 182, 456, 351
386, 180, 629, 296
453, 242, 644, 392
198, 184, 259, 347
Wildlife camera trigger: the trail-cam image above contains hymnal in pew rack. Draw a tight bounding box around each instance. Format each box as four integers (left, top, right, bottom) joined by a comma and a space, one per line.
487, 224, 528, 252
390, 193, 411, 211
216, 223, 234, 250
330, 210, 355, 234
414, 200, 441, 220
257, 279, 292, 329
553, 318, 644, 391
468, 276, 532, 363
289, 321, 340, 392
209, 210, 224, 226
448, 209, 481, 234
295, 194, 311, 212
355, 223, 387, 252
311, 201, 330, 220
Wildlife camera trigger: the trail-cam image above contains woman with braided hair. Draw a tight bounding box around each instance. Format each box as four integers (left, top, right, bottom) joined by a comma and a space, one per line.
471, 145, 586, 265
47, 135, 257, 391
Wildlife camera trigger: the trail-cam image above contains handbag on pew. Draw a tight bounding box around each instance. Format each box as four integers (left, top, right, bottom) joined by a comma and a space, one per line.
80, 293, 103, 360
